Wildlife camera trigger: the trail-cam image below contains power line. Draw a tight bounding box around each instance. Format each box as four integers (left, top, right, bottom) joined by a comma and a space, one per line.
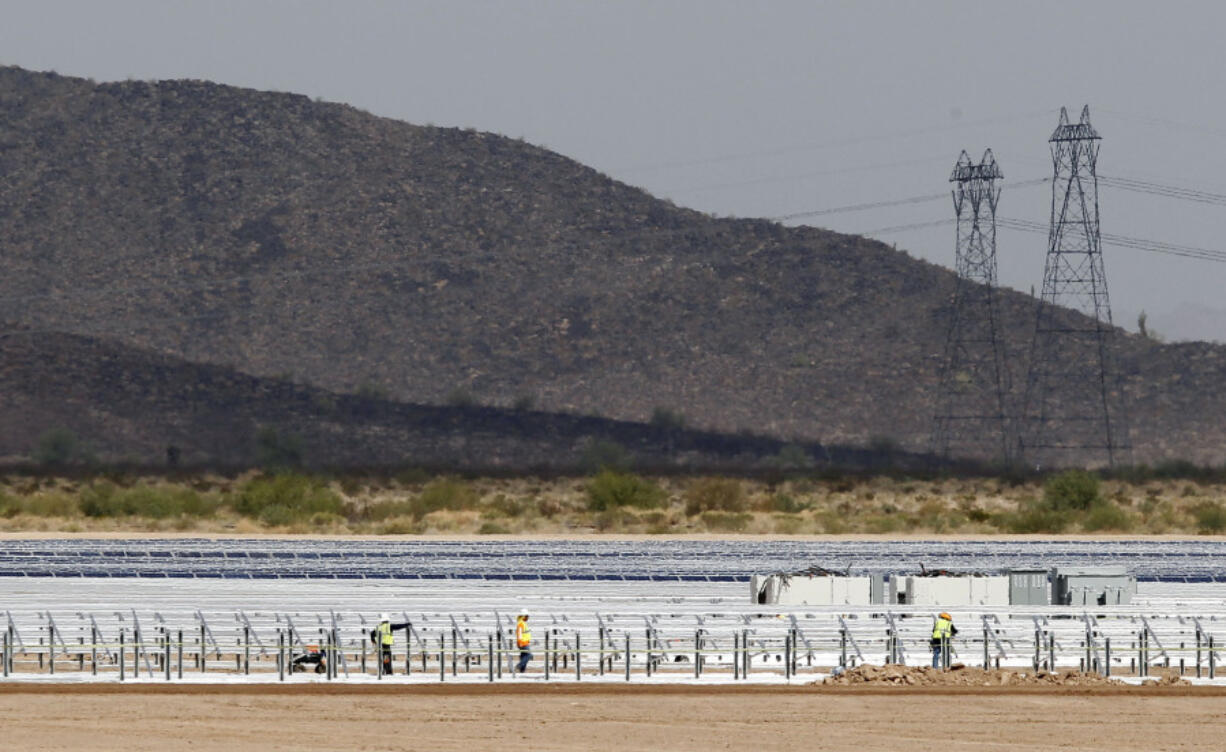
997, 217, 1226, 264
613, 108, 1058, 174
771, 178, 1049, 222
1098, 174, 1226, 206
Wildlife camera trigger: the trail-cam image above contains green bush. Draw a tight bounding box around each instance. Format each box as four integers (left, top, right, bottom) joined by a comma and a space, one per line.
1043, 470, 1100, 511
1002, 499, 1070, 534
585, 470, 666, 512
232, 474, 344, 526
771, 444, 812, 470
769, 493, 806, 513
1193, 501, 1226, 534
579, 439, 632, 472
700, 511, 751, 532
80, 483, 217, 519
254, 426, 304, 469
478, 521, 510, 535
33, 428, 91, 466
684, 477, 745, 515
1081, 501, 1132, 532
414, 479, 478, 516
0, 492, 80, 518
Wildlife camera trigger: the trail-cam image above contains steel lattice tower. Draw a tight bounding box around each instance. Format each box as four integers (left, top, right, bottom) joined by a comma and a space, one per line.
1020, 105, 1131, 467
930, 149, 1011, 463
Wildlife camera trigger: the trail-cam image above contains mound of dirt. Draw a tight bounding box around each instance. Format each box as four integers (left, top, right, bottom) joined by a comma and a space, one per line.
819, 663, 1188, 687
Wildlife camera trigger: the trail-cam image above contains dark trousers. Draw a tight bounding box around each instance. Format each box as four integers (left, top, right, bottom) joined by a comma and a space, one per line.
516, 649, 532, 673
931, 641, 950, 668
380, 645, 393, 675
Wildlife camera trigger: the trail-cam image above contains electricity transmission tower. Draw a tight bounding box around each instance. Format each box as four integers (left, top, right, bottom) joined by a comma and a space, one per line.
1020, 105, 1131, 468
930, 149, 1011, 463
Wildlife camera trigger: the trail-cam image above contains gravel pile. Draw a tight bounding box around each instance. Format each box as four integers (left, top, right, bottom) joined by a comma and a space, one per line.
819, 663, 1189, 687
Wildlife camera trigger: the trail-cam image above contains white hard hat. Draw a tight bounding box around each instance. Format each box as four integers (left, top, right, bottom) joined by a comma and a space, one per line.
380, 613, 390, 622
517, 608, 530, 618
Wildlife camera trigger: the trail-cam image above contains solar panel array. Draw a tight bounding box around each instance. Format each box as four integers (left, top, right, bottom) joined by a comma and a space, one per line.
0, 539, 1223, 581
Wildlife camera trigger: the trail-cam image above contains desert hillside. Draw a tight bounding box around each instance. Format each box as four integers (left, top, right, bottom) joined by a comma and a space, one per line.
0, 66, 1223, 464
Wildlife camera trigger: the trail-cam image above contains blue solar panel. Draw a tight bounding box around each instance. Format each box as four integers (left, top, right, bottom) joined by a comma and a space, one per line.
0, 539, 1224, 583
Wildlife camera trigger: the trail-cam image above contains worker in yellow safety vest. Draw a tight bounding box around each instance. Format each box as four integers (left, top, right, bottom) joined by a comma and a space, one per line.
515, 609, 533, 673
369, 613, 410, 676
930, 612, 958, 668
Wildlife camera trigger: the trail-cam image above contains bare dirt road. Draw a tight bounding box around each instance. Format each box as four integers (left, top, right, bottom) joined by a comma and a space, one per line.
2, 684, 1224, 752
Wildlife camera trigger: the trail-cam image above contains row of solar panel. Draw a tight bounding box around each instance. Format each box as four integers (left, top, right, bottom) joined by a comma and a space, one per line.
0, 544, 1206, 556
0, 569, 1216, 582
0, 570, 748, 581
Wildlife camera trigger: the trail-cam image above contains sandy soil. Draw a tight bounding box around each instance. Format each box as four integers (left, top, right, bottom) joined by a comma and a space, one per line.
2, 684, 1225, 752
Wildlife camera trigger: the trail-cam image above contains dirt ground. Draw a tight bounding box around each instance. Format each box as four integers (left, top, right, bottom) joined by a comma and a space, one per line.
2, 684, 1225, 751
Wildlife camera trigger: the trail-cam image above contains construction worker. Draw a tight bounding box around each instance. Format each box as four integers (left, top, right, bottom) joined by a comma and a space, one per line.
930, 612, 958, 668
515, 609, 532, 673
369, 613, 410, 676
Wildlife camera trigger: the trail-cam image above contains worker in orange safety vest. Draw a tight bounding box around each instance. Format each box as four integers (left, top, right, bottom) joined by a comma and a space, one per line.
515, 609, 532, 673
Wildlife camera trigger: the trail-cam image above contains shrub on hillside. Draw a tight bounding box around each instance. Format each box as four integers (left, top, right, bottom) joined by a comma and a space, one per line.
0, 492, 80, 518
579, 439, 632, 473
232, 474, 344, 526
33, 428, 92, 466
1002, 499, 1070, 534
684, 477, 745, 515
585, 470, 666, 512
254, 426, 303, 469
1081, 501, 1133, 532
414, 479, 478, 516
1193, 501, 1226, 534
80, 483, 217, 519
1043, 470, 1100, 511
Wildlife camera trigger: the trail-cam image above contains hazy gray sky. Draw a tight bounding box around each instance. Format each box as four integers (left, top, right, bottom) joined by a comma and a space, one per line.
3, 0, 1224, 341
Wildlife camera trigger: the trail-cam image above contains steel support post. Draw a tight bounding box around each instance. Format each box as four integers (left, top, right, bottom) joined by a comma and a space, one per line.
164, 634, 171, 681
599, 627, 606, 676
840, 628, 847, 669
200, 625, 207, 673
451, 629, 458, 677
1210, 636, 1216, 679
119, 630, 126, 682
624, 633, 631, 682
2, 628, 8, 678
576, 634, 581, 681
544, 632, 550, 680
733, 632, 739, 680
244, 627, 250, 676
694, 630, 701, 680
784, 633, 791, 679
1048, 632, 1055, 671
983, 625, 989, 669
488, 636, 494, 682
1105, 638, 1111, 677
438, 637, 445, 682
743, 630, 750, 677
1196, 630, 1202, 678
278, 632, 285, 682
644, 630, 650, 678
